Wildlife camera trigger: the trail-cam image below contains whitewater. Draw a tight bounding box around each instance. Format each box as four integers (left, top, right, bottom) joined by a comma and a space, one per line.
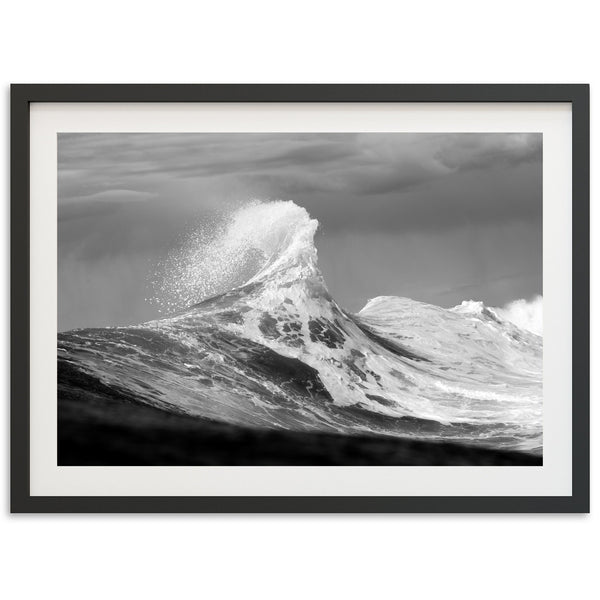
58, 200, 543, 455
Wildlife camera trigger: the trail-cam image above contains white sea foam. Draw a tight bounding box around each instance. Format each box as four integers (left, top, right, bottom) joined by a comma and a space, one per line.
495, 295, 543, 336
150, 200, 319, 312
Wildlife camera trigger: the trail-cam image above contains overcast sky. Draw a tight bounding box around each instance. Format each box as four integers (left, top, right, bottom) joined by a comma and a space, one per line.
58, 132, 542, 331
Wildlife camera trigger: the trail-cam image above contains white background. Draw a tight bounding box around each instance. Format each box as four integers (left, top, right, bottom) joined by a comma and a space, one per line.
0, 1, 596, 599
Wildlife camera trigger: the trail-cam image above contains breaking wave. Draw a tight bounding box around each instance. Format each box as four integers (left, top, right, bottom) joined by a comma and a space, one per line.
59, 200, 543, 454
150, 200, 320, 313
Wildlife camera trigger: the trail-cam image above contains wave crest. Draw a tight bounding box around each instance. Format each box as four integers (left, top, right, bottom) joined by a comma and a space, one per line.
151, 200, 320, 312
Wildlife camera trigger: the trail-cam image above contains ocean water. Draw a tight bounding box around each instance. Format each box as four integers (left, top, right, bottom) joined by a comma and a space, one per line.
58, 201, 543, 455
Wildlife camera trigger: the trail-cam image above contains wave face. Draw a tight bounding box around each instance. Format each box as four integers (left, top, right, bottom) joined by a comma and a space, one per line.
58, 201, 543, 454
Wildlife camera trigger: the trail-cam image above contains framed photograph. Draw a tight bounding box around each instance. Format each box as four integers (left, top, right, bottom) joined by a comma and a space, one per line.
11, 84, 589, 513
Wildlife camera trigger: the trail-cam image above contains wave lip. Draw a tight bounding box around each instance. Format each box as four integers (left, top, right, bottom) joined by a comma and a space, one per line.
60, 200, 543, 454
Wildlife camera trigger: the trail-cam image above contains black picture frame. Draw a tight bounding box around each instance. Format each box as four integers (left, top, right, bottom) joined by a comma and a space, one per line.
11, 84, 590, 513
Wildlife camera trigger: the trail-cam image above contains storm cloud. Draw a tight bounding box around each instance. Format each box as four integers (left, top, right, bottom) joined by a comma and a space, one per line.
58, 132, 542, 331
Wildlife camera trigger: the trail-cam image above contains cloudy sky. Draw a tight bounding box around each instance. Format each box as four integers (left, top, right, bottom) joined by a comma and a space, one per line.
58, 132, 542, 331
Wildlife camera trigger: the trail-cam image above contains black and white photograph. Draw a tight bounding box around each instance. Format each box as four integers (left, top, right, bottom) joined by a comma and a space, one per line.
57, 132, 543, 466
